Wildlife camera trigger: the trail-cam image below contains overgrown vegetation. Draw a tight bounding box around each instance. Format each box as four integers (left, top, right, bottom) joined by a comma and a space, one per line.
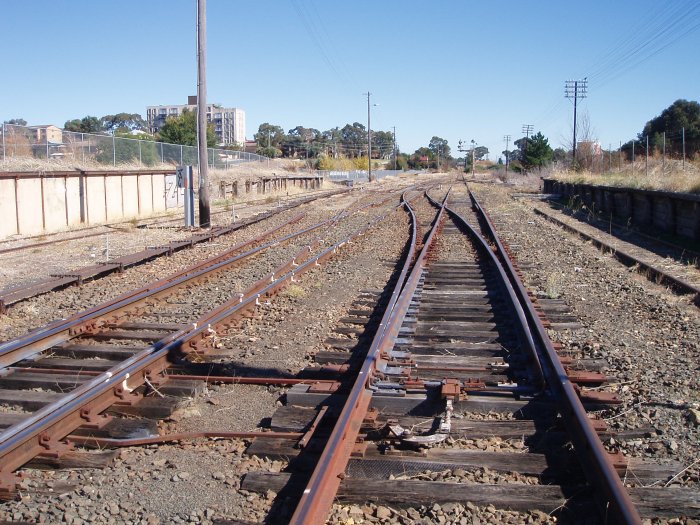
544, 158, 700, 194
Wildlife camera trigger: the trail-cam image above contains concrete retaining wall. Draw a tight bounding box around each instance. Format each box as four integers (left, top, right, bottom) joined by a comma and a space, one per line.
543, 179, 700, 241
0, 170, 176, 239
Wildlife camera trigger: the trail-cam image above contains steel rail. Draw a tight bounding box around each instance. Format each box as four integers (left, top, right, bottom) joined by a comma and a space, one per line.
0, 191, 342, 313
0, 215, 318, 368
0, 199, 401, 496
289, 190, 443, 525
0, 201, 396, 446
424, 191, 546, 389
67, 431, 304, 448
533, 207, 700, 306
0, 188, 394, 369
467, 189, 642, 525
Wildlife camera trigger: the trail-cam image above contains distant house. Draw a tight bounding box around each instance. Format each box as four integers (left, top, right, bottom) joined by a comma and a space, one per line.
28, 125, 63, 145
28, 125, 65, 158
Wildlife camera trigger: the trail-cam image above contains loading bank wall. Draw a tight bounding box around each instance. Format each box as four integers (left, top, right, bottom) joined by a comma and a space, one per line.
542, 179, 700, 241
0, 170, 326, 239
0, 170, 173, 239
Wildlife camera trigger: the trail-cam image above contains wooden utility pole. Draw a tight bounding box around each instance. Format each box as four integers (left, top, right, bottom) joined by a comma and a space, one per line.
565, 79, 588, 168
521, 124, 533, 160
197, 0, 211, 228
365, 92, 375, 182
503, 135, 511, 175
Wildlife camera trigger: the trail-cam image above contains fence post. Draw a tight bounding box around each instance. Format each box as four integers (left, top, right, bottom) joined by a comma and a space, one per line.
180, 144, 183, 165
682, 127, 686, 171
82, 133, 85, 164
139, 141, 142, 165
161, 142, 164, 164
112, 134, 116, 166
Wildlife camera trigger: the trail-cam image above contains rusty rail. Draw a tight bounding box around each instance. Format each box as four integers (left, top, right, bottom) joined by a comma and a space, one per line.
289, 190, 440, 524
0, 195, 400, 498
467, 189, 642, 525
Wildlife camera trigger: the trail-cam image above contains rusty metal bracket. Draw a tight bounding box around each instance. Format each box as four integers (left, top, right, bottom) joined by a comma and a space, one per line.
37, 433, 73, 459
308, 381, 340, 394
566, 369, 608, 386
79, 407, 112, 429
574, 386, 623, 405
441, 378, 461, 400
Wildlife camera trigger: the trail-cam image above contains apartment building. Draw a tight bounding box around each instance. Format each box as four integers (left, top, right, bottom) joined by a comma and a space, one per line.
146, 96, 245, 146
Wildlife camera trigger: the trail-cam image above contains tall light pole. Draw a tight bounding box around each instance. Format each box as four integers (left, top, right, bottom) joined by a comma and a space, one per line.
365, 92, 376, 182
197, 0, 210, 228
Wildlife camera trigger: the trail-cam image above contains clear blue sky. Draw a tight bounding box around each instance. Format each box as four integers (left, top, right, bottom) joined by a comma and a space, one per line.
2, 0, 699, 160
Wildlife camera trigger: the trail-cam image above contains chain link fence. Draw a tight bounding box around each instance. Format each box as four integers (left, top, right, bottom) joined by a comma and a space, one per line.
0, 123, 268, 169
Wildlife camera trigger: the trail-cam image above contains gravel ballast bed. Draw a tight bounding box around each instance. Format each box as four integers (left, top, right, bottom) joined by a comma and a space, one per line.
0, 182, 414, 523
471, 183, 700, 489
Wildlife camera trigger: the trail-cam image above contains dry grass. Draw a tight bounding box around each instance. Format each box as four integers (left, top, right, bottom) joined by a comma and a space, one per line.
0, 156, 173, 172
544, 158, 700, 194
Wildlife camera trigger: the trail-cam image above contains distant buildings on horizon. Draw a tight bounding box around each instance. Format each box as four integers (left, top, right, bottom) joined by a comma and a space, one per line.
147, 96, 245, 147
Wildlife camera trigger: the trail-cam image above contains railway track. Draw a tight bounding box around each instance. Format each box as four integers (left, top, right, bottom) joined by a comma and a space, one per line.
0, 188, 401, 499
531, 206, 700, 306
0, 179, 697, 523
0, 188, 348, 313
238, 185, 698, 524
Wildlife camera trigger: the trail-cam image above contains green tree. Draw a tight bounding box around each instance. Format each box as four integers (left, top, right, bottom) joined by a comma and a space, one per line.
257, 146, 282, 158
552, 148, 568, 163
340, 122, 367, 158
372, 130, 395, 159
640, 99, 700, 158
473, 146, 489, 161
254, 123, 285, 149
64, 116, 104, 133
428, 136, 451, 159
4, 118, 27, 126
157, 109, 216, 147
516, 132, 553, 169
394, 153, 409, 171
101, 113, 147, 134
287, 126, 322, 158
408, 147, 432, 169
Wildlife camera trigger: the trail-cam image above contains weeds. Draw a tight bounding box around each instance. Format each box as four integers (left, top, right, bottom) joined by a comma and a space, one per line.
283, 285, 306, 298
546, 158, 700, 194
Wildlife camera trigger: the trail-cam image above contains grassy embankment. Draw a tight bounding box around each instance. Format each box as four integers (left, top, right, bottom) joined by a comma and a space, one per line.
544, 158, 700, 194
